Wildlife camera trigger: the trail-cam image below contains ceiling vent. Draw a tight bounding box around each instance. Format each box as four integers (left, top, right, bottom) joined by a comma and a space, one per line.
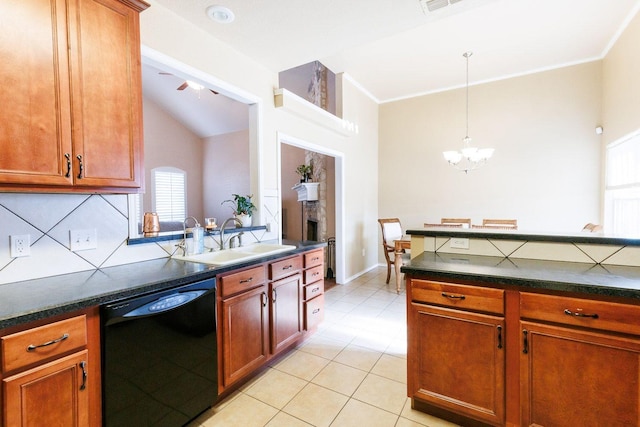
420, 0, 464, 13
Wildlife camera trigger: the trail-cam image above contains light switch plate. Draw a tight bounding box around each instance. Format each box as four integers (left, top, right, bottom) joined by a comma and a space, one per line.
450, 237, 470, 249
70, 229, 98, 251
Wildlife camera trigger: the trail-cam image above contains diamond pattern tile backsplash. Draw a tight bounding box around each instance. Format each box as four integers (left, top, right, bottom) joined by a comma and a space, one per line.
0, 193, 169, 285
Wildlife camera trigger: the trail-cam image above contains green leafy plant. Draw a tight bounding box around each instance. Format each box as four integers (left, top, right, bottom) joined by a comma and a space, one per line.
296, 163, 314, 182
222, 194, 256, 216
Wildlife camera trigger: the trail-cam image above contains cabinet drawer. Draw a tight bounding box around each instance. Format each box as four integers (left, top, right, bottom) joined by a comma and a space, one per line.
305, 294, 324, 330
219, 265, 266, 298
304, 265, 324, 284
520, 292, 640, 336
304, 281, 324, 301
1, 315, 87, 373
304, 249, 324, 268
269, 255, 302, 281
410, 279, 504, 315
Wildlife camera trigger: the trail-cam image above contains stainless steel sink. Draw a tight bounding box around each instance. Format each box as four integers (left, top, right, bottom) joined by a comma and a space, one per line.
173, 243, 297, 266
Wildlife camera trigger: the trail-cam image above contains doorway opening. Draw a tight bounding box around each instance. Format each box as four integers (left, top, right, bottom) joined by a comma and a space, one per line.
278, 133, 344, 284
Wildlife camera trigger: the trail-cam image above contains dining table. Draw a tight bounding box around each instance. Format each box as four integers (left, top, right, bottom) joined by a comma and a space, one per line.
393, 236, 411, 293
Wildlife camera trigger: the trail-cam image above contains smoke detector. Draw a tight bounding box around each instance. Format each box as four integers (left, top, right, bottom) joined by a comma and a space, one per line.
419, 0, 464, 13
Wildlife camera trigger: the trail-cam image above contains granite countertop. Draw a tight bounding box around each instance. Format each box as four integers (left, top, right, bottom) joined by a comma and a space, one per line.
407, 228, 640, 246
0, 240, 326, 330
403, 252, 640, 300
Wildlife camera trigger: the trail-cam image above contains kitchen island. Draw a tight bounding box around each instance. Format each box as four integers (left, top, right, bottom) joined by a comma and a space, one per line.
402, 228, 640, 427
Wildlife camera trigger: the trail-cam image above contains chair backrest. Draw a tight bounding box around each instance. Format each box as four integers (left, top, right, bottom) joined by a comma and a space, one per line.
472, 224, 515, 230
424, 223, 463, 228
378, 218, 403, 248
441, 218, 471, 226
482, 219, 517, 229
583, 223, 603, 232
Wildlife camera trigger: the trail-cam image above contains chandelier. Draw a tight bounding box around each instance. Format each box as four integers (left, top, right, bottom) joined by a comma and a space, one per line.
443, 52, 494, 173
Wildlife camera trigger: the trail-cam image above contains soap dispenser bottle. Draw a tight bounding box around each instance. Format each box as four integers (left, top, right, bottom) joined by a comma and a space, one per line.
192, 221, 205, 255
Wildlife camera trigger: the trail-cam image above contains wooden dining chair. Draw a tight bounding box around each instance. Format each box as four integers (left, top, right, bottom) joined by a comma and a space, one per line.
441, 218, 471, 227
583, 223, 603, 232
378, 218, 404, 284
482, 219, 518, 229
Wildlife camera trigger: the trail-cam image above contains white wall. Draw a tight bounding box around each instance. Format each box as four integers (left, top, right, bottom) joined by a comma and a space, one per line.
379, 61, 603, 243
202, 130, 251, 223
143, 97, 204, 221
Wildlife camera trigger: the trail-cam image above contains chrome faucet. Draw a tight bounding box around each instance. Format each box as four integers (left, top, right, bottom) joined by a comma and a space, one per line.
176, 216, 200, 256
219, 217, 243, 250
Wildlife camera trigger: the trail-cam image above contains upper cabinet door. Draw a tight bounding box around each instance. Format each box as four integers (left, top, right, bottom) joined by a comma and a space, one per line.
0, 0, 74, 186
67, 0, 146, 189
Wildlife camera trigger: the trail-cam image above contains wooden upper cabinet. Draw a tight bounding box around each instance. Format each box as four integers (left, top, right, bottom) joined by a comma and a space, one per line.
0, 0, 73, 186
0, 0, 149, 192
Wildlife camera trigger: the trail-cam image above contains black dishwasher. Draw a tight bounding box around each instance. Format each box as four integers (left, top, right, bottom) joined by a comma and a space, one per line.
101, 278, 217, 427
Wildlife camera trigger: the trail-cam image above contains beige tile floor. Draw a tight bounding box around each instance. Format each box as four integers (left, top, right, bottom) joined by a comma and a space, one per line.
188, 267, 459, 427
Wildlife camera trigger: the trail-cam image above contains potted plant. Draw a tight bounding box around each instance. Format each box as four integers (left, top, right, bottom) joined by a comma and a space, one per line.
222, 194, 256, 227
296, 163, 314, 182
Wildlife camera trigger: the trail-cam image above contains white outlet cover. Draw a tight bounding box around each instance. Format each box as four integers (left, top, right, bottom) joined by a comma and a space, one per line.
450, 237, 470, 249
10, 234, 31, 257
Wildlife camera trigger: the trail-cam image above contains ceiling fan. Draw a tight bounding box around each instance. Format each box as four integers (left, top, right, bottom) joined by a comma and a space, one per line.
160, 72, 218, 94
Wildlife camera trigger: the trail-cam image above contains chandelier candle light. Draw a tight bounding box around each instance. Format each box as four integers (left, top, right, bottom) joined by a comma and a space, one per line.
443, 52, 494, 173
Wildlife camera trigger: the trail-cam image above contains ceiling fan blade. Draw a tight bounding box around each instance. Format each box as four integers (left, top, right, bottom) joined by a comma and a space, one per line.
177, 82, 189, 90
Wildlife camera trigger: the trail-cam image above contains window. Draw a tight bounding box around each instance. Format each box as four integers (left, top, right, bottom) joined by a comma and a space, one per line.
152, 167, 186, 223
604, 131, 640, 236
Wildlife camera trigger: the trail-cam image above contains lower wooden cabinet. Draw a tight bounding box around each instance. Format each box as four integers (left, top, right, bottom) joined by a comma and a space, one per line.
270, 273, 303, 354
218, 248, 324, 394
408, 301, 505, 426
220, 283, 269, 388
0, 308, 100, 426
520, 321, 640, 427
3, 350, 89, 426
408, 276, 640, 427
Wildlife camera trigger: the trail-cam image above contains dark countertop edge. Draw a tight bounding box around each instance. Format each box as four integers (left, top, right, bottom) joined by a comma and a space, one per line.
406, 228, 640, 246
0, 240, 326, 330
402, 257, 640, 300
127, 225, 267, 245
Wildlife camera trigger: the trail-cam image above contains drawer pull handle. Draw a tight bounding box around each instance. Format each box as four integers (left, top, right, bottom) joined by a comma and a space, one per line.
312, 287, 320, 293
441, 292, 465, 300
312, 308, 320, 314
79, 361, 87, 391
272, 289, 277, 303
64, 153, 71, 178
282, 265, 293, 270
564, 308, 598, 319
240, 277, 253, 284
522, 330, 529, 354
312, 272, 319, 277
76, 155, 84, 179
497, 325, 503, 349
27, 333, 69, 352
312, 257, 319, 261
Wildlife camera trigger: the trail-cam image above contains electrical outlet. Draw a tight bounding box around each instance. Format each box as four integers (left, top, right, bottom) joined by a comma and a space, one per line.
10, 234, 31, 258
362, 248, 366, 257
70, 229, 98, 251
450, 238, 470, 249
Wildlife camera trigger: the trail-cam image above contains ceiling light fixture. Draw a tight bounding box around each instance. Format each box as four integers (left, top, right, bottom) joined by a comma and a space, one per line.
443, 52, 494, 173
206, 5, 235, 24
